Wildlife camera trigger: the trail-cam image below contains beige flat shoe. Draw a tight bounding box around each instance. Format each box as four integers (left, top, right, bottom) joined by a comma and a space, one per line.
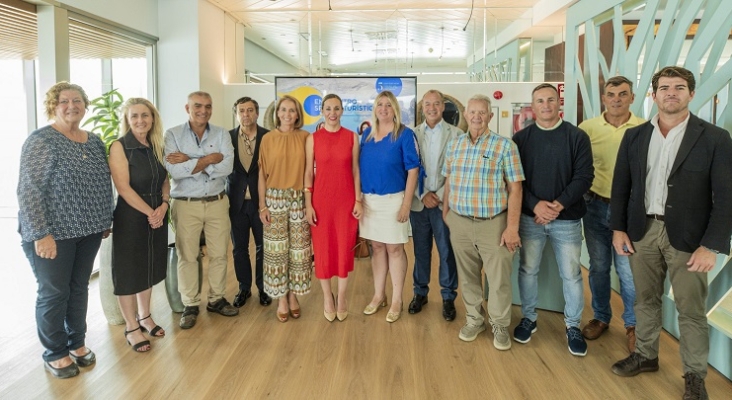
363, 298, 387, 315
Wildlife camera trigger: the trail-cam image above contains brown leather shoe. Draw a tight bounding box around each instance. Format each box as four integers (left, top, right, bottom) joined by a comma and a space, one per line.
581, 319, 609, 340
626, 326, 636, 354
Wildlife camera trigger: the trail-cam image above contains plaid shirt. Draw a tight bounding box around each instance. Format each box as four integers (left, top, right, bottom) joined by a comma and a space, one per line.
442, 131, 524, 218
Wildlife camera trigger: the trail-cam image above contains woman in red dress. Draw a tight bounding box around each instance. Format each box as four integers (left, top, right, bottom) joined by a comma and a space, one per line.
304, 94, 362, 322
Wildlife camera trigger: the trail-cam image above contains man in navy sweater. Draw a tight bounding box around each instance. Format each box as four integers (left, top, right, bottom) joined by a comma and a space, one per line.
512, 83, 594, 356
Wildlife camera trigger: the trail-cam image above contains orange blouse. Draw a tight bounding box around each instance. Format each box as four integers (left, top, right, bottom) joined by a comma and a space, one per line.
258, 128, 309, 190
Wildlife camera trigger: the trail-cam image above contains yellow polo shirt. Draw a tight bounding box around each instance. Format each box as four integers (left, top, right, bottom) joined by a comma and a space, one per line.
578, 112, 645, 198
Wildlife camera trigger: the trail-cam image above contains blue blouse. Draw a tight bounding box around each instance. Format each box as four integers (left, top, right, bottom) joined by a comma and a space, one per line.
359, 126, 421, 195
17, 125, 114, 242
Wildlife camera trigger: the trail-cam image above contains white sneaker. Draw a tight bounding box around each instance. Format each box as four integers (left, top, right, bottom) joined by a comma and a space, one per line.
458, 323, 486, 342
492, 325, 512, 350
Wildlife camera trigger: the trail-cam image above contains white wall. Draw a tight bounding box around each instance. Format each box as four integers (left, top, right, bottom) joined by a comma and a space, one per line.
59, 0, 158, 36
244, 40, 303, 77
198, 0, 227, 125
157, 0, 200, 128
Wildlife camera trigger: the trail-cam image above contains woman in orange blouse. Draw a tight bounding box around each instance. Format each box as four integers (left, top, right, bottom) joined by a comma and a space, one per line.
258, 95, 311, 322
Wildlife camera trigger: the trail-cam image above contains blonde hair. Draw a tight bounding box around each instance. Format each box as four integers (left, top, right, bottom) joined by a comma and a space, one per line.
274, 95, 305, 129
120, 98, 165, 164
43, 81, 89, 120
366, 90, 403, 142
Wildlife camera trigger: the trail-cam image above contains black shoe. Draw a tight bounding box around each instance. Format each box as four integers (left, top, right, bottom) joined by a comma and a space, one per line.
259, 292, 272, 306
69, 349, 96, 367
206, 298, 239, 316
44, 360, 80, 379
682, 372, 708, 400
442, 300, 456, 321
233, 290, 252, 308
611, 353, 659, 377
408, 294, 428, 314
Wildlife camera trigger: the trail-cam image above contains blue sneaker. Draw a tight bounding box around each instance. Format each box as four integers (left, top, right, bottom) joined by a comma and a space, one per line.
567, 327, 588, 356
513, 318, 537, 343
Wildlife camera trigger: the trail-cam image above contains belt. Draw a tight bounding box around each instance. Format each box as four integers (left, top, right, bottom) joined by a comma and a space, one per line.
588, 191, 611, 204
173, 191, 226, 202
647, 214, 665, 221
456, 209, 506, 221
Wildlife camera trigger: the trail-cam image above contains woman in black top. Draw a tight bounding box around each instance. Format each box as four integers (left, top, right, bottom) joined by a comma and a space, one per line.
109, 98, 170, 352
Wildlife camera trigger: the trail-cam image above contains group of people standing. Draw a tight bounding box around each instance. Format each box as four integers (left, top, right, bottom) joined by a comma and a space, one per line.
18, 66, 731, 399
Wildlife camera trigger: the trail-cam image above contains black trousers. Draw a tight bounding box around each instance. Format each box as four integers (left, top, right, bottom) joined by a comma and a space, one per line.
230, 199, 264, 293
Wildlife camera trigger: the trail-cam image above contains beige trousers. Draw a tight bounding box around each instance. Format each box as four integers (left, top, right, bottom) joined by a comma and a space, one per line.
447, 210, 515, 328
171, 196, 231, 307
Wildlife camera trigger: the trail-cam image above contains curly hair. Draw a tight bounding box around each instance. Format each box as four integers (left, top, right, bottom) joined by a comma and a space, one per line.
43, 81, 89, 121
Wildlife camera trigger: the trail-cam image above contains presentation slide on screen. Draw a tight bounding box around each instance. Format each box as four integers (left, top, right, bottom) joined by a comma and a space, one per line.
274, 76, 418, 135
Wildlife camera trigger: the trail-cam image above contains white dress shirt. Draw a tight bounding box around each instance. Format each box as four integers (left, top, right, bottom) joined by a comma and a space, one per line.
645, 113, 690, 215
423, 120, 445, 193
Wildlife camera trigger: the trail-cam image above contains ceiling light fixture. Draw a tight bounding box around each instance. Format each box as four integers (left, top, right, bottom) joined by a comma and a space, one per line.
440, 26, 444, 59
350, 29, 354, 52
463, 0, 474, 31
328, 0, 332, 11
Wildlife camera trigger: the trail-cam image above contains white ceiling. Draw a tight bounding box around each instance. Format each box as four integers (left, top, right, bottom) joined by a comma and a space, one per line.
210, 0, 570, 75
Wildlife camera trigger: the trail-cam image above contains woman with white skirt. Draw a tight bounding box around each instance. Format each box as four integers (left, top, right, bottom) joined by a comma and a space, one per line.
359, 90, 420, 323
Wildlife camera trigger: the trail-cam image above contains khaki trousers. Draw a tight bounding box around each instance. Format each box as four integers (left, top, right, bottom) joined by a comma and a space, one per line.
171, 196, 231, 307
447, 210, 514, 328
629, 219, 709, 377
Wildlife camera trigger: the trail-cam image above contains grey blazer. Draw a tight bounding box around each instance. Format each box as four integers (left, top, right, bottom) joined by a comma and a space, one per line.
410, 121, 464, 211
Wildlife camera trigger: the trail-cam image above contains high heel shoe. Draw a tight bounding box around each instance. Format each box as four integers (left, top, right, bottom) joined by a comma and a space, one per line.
324, 294, 336, 322
137, 314, 165, 338
336, 295, 348, 321
124, 326, 151, 352
277, 309, 289, 322
386, 302, 403, 323
363, 297, 388, 315
289, 294, 301, 319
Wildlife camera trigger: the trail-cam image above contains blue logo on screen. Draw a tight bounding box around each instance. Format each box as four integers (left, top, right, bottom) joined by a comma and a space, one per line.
303, 95, 322, 116
375, 78, 403, 96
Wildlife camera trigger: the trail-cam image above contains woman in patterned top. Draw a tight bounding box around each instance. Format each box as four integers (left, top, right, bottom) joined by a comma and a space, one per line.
18, 82, 114, 379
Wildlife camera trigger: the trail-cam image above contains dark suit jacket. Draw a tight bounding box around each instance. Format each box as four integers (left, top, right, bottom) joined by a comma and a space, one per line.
610, 113, 732, 254
226, 125, 268, 217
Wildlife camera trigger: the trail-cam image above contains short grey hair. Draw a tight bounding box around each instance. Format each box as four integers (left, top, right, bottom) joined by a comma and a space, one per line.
468, 94, 492, 109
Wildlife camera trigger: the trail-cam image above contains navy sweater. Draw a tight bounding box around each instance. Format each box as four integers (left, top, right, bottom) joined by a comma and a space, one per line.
513, 121, 594, 220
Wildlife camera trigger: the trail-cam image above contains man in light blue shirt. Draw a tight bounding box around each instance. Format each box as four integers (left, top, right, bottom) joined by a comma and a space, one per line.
165, 91, 237, 329
409, 90, 463, 321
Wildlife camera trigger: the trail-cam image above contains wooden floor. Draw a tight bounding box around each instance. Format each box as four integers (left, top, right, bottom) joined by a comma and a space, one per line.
1, 234, 731, 399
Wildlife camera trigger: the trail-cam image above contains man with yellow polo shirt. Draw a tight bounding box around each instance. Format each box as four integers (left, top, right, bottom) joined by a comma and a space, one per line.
578, 76, 645, 352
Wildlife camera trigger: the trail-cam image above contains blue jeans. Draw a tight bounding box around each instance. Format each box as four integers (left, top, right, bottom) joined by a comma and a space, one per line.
22, 232, 103, 362
410, 207, 457, 300
582, 195, 636, 327
518, 214, 584, 328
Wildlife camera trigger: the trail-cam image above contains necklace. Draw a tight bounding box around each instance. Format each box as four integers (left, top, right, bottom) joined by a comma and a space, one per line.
78, 141, 87, 159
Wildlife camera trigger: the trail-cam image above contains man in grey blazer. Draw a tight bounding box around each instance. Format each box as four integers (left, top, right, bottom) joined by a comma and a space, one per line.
610, 66, 732, 400
408, 90, 463, 321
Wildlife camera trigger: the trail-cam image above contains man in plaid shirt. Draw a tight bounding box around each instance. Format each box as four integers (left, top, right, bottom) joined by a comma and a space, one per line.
442, 94, 524, 350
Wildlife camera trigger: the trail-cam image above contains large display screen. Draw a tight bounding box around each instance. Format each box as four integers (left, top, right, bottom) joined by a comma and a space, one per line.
274, 76, 418, 134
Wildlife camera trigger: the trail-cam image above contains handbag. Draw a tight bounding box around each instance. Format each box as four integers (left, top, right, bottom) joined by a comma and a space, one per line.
353, 235, 370, 258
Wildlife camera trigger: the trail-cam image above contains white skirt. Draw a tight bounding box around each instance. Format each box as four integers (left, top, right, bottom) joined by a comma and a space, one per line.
359, 192, 409, 244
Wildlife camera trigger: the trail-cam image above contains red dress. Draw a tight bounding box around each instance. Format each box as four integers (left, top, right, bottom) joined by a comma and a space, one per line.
311, 127, 358, 279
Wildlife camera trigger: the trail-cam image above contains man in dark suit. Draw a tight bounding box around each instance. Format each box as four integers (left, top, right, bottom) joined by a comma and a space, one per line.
610, 66, 732, 400
227, 97, 272, 307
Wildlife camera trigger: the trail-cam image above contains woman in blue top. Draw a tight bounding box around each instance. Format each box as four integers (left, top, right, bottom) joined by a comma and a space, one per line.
18, 82, 113, 379
359, 90, 420, 323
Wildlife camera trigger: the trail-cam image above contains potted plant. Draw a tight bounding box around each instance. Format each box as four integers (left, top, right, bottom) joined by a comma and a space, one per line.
83, 89, 125, 325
